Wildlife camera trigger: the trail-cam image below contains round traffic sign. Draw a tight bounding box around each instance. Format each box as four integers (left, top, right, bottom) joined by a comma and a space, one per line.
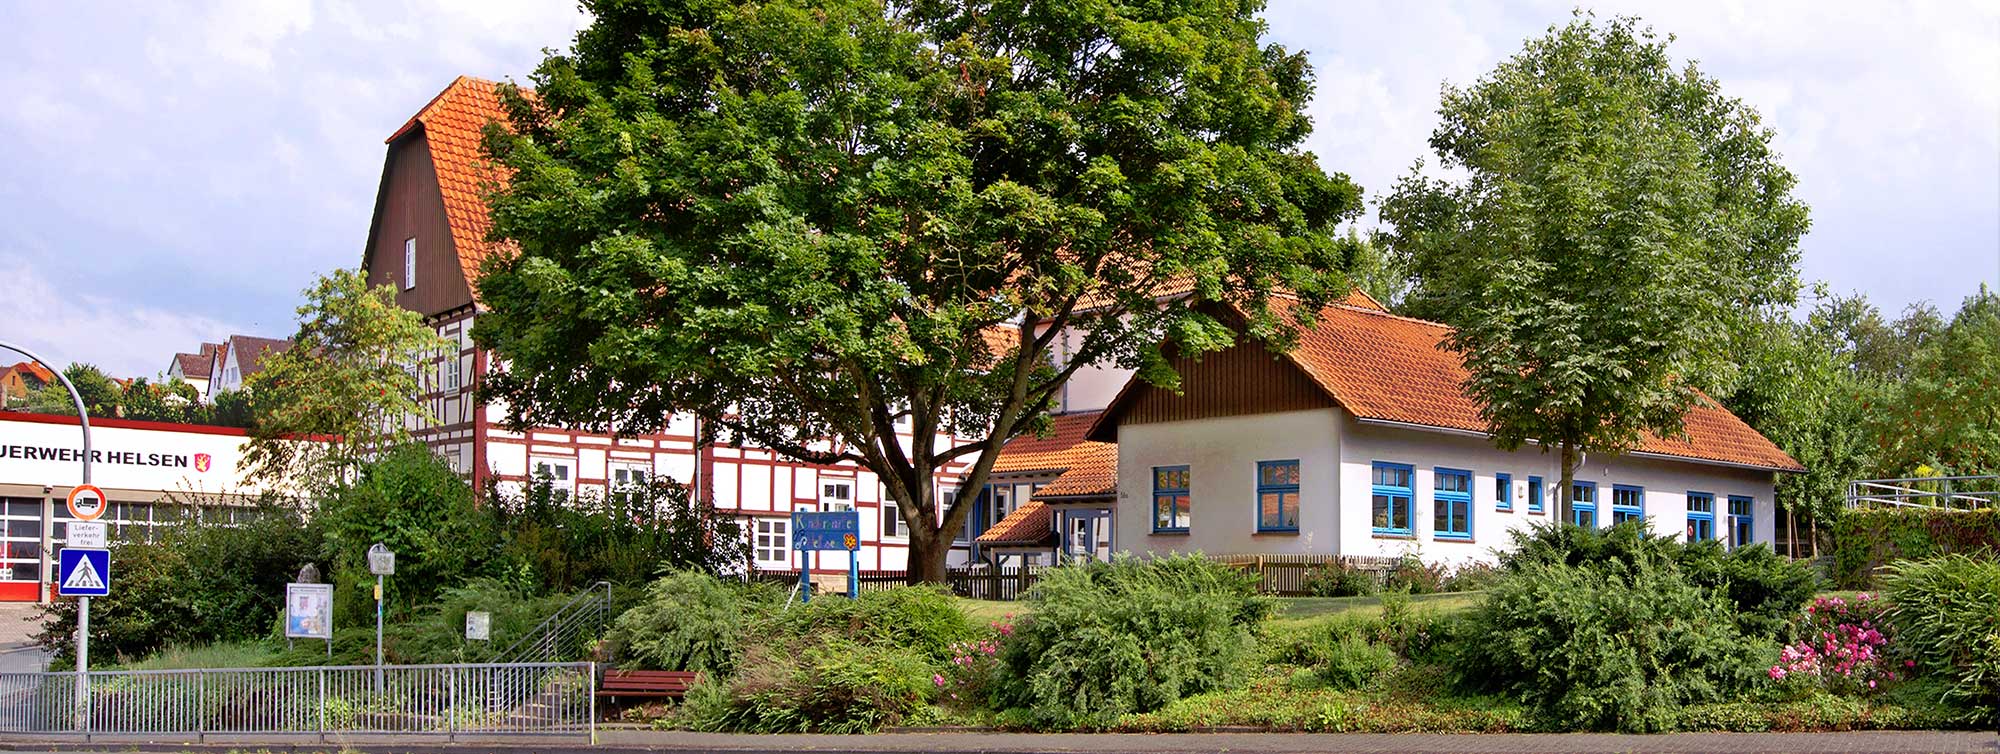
67, 485, 108, 521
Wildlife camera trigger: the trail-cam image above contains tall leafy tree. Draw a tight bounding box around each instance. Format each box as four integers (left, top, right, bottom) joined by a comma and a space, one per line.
476, 0, 1361, 581
1380, 14, 1809, 519
1870, 287, 2000, 478
243, 269, 449, 495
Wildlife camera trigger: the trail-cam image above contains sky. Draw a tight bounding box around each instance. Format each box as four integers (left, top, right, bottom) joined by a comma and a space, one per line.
1, 1, 1995, 378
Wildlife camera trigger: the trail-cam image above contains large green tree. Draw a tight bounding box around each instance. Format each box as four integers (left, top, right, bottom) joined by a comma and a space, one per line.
476, 0, 1361, 581
1869, 286, 2000, 478
243, 269, 449, 495
1380, 14, 1809, 520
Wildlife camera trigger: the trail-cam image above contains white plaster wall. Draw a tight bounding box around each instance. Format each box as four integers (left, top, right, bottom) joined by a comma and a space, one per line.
1112, 408, 1342, 557
1107, 408, 1780, 567
1334, 414, 1778, 566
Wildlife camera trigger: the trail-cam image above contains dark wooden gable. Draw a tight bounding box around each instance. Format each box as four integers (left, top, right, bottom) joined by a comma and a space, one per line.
361, 133, 474, 318
1117, 337, 1337, 427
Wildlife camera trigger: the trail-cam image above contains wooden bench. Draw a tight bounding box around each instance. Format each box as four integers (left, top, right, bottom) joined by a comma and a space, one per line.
598, 669, 699, 701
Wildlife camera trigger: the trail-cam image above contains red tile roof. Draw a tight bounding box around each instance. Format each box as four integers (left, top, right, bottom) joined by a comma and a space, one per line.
2, 361, 56, 386
1031, 440, 1116, 500
975, 500, 1056, 545
1094, 300, 1803, 473
389, 76, 518, 300
989, 411, 1107, 475
227, 335, 294, 381
172, 352, 213, 378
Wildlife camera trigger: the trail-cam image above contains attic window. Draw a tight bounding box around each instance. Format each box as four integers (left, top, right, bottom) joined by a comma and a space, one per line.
403, 238, 417, 290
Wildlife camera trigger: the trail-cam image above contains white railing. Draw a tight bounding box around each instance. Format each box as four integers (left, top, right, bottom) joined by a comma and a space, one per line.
0, 662, 594, 742
1846, 475, 1999, 510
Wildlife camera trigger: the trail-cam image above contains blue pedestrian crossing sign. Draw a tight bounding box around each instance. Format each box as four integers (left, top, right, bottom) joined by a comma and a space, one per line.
58, 548, 109, 597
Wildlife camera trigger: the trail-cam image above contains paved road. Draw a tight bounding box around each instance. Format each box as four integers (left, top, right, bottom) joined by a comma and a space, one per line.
0, 730, 1994, 754
0, 603, 48, 675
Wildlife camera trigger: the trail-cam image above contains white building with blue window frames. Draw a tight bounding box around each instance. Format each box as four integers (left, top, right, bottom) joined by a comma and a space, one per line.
1084, 294, 1803, 566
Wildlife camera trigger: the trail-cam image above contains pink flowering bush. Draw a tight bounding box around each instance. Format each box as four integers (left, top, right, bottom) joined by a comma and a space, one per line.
1767, 593, 1901, 696
933, 618, 1014, 709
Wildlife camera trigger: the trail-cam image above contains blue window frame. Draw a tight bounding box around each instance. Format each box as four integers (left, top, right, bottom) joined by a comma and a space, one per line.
1611, 485, 1645, 526
1256, 460, 1300, 532
1371, 462, 1413, 536
1152, 466, 1191, 533
1686, 491, 1716, 542
1495, 473, 1513, 512
1728, 495, 1755, 548
1528, 476, 1544, 514
1434, 467, 1473, 540
1571, 481, 1598, 528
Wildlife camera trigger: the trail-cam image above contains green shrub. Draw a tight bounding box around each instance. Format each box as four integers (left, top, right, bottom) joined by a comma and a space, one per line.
993, 554, 1273, 728
1382, 554, 1446, 594
491, 478, 751, 593
1503, 521, 1816, 640
1880, 554, 2000, 723
607, 571, 778, 676
1302, 560, 1377, 597
1828, 508, 2000, 588
35, 500, 324, 666
320, 444, 501, 626
1317, 633, 1397, 690
763, 586, 975, 662
678, 640, 936, 733
1455, 550, 1771, 732
1441, 562, 1502, 592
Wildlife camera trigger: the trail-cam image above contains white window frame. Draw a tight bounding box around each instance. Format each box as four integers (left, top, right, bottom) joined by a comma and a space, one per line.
753, 518, 790, 566
440, 351, 461, 392
531, 456, 576, 501
610, 462, 651, 505
403, 238, 417, 290
820, 481, 854, 512
882, 498, 906, 540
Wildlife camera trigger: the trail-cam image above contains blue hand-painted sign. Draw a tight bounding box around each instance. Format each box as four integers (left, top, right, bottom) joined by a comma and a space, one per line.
58, 548, 110, 597
792, 511, 860, 551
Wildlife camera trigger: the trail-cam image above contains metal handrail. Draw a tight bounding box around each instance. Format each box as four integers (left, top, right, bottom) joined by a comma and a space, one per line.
1846, 475, 1999, 510
496, 582, 613, 665
0, 661, 595, 741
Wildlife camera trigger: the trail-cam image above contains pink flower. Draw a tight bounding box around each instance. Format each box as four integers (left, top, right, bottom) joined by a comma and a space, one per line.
1906, 660, 1916, 668
932, 674, 945, 687
1769, 666, 1787, 680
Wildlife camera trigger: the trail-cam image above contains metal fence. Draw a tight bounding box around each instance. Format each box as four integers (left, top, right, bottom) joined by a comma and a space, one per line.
0, 662, 594, 742
1847, 475, 1999, 510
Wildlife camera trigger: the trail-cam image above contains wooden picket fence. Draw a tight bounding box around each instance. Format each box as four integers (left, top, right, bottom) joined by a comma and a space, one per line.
1206, 553, 1402, 596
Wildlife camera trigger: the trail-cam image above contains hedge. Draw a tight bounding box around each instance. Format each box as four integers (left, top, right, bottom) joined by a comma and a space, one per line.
1827, 508, 2000, 588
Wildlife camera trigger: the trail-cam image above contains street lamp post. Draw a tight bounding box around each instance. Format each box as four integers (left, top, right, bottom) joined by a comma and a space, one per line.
0, 340, 92, 733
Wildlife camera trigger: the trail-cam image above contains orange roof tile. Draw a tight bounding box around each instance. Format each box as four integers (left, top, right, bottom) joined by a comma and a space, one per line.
1031, 441, 1116, 500
989, 411, 1107, 475
1094, 300, 1803, 473
975, 500, 1056, 545
389, 76, 518, 300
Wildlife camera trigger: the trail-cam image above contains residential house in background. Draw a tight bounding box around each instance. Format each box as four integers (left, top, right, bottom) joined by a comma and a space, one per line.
203, 335, 292, 402
0, 361, 54, 408
1084, 297, 1803, 565
165, 342, 223, 400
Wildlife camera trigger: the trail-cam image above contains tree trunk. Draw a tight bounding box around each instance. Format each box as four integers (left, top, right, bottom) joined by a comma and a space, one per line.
1558, 441, 1578, 526
907, 526, 953, 586
1786, 501, 1799, 560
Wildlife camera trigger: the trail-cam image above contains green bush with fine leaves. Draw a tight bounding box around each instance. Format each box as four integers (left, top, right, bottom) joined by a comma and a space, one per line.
1880, 554, 2000, 723
992, 554, 1275, 728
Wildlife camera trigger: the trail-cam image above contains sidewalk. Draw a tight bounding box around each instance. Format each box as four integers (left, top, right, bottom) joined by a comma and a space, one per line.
3, 729, 1995, 754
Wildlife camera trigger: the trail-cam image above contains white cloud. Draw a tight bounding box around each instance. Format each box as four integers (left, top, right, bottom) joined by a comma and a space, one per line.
0, 255, 245, 379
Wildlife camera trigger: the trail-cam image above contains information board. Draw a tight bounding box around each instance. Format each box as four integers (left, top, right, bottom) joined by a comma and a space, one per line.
791, 511, 860, 551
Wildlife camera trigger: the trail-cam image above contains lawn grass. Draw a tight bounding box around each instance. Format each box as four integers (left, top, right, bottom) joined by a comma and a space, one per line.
1270, 591, 1483, 625
952, 598, 1023, 625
